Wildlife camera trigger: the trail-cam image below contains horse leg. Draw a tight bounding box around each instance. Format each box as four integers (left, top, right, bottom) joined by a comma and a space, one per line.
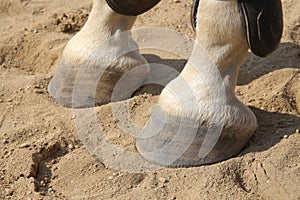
48, 0, 160, 108
136, 0, 257, 167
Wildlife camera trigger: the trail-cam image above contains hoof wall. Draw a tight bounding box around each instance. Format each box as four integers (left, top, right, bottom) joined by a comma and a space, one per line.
136, 105, 256, 167
48, 59, 148, 108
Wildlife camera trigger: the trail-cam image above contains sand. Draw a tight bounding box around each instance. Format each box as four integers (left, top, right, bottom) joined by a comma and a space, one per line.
0, 0, 299, 199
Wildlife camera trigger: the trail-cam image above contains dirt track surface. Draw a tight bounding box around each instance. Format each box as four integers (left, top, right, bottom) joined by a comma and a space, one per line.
0, 0, 300, 199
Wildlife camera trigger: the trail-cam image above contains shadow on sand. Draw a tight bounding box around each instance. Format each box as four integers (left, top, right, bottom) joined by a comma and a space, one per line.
243, 107, 299, 154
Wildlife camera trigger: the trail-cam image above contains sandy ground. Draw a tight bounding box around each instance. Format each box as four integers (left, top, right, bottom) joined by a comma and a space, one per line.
0, 0, 299, 199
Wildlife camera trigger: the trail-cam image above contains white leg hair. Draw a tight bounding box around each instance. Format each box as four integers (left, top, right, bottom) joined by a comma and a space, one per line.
136, 0, 257, 167
160, 0, 250, 116
48, 0, 149, 107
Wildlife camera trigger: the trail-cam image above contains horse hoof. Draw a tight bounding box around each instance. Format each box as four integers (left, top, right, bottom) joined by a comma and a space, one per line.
48, 1, 149, 108
136, 73, 257, 167
136, 103, 256, 167
48, 51, 149, 108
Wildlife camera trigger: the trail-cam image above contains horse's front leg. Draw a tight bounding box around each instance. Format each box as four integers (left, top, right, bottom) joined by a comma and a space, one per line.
48, 0, 160, 108
137, 0, 261, 167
